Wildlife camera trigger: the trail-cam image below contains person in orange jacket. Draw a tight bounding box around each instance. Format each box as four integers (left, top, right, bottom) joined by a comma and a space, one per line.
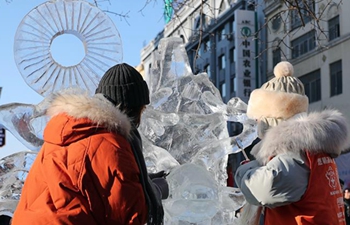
12, 63, 168, 225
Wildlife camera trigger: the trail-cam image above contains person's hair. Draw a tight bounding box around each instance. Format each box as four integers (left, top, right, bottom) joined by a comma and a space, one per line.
119, 104, 145, 128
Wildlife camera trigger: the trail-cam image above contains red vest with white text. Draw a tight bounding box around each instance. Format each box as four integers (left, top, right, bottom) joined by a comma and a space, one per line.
264, 152, 346, 225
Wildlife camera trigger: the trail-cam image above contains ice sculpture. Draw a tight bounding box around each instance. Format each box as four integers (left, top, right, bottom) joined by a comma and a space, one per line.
0, 36, 258, 224
14, 0, 123, 97
139, 37, 257, 224
0, 99, 50, 151
0, 152, 37, 217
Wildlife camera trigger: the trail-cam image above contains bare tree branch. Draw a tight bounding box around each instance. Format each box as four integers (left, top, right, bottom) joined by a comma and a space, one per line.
103, 10, 131, 25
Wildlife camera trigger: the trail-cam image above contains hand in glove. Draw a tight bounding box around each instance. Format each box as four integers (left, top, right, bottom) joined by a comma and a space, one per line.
149, 171, 169, 199
149, 170, 167, 180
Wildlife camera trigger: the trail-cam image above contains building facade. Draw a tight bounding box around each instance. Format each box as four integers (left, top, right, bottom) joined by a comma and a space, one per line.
264, 0, 350, 123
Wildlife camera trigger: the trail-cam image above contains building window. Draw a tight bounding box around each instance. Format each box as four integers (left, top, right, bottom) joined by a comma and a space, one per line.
205, 64, 211, 78
229, 47, 235, 63
291, 0, 315, 29
271, 15, 282, 32
299, 69, 321, 103
230, 20, 235, 33
197, 44, 202, 56
272, 47, 281, 67
330, 60, 342, 96
220, 82, 226, 98
218, 26, 226, 41
219, 54, 226, 70
188, 51, 196, 70
219, 0, 226, 14
328, 15, 340, 41
148, 63, 152, 75
204, 38, 211, 52
230, 75, 235, 94
194, 13, 207, 32
194, 17, 201, 31
291, 30, 316, 59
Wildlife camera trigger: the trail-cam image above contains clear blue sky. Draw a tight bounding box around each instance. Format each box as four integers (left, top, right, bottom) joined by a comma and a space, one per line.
0, 0, 165, 158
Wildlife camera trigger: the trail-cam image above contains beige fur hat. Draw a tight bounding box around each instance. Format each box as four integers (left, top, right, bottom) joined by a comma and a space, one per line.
247, 61, 309, 121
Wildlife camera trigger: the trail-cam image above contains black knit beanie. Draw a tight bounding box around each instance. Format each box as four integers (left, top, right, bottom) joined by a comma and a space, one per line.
96, 63, 150, 107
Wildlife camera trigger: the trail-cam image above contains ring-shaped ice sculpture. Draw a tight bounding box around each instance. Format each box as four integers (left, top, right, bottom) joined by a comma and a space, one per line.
14, 0, 123, 96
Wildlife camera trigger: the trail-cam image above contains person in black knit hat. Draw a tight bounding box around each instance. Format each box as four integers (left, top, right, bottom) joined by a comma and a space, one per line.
95, 63, 169, 224
96, 63, 150, 109
12, 63, 168, 225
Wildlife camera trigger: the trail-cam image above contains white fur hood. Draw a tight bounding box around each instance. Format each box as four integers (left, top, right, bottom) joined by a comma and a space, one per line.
45, 88, 131, 137
252, 109, 350, 164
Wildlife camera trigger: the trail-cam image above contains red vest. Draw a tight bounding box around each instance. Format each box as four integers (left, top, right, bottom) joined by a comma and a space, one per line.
264, 152, 346, 225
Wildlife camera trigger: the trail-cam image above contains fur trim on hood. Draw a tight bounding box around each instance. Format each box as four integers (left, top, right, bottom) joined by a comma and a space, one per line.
45, 88, 131, 137
252, 109, 350, 164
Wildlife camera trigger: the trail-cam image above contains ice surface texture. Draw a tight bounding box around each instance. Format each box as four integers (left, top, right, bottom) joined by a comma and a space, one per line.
14, 0, 122, 96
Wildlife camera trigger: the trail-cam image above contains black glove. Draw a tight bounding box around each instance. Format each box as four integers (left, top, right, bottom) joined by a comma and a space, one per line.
149, 170, 167, 180
152, 177, 169, 200
149, 170, 169, 199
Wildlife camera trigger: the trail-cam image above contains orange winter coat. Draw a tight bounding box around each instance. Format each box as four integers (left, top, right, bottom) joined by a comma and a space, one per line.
12, 92, 148, 225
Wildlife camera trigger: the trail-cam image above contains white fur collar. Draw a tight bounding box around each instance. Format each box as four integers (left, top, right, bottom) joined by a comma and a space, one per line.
252, 110, 350, 164
45, 88, 131, 137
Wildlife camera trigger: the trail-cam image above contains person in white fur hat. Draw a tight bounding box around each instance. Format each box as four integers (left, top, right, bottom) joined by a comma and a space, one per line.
235, 61, 350, 225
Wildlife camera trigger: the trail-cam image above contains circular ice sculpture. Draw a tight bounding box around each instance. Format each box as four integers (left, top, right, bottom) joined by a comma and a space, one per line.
14, 0, 123, 96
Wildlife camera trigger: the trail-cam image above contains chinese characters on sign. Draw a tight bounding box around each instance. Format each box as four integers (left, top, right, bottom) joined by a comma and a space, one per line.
234, 10, 256, 103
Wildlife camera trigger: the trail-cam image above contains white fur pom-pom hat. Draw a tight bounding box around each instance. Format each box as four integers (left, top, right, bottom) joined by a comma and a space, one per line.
247, 61, 309, 120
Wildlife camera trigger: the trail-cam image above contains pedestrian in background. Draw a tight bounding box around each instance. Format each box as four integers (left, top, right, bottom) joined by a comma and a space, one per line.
12, 63, 168, 225
345, 188, 350, 225
341, 179, 345, 191
235, 61, 349, 225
